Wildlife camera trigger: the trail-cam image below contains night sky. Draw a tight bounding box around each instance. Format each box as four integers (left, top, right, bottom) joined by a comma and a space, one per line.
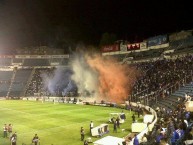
0, 0, 193, 49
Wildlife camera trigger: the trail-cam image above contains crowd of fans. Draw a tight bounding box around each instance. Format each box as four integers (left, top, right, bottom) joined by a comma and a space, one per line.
126, 54, 193, 145
25, 67, 78, 98
131, 55, 193, 106
25, 68, 54, 96
141, 103, 193, 145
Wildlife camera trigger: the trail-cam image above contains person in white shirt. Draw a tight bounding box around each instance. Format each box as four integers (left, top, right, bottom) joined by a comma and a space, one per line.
141, 133, 147, 143
90, 121, 94, 134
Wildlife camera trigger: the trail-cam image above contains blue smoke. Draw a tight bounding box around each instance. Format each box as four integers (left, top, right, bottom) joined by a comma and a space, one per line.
45, 67, 77, 96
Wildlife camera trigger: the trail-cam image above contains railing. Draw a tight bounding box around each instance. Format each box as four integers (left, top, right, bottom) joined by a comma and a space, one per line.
128, 102, 157, 144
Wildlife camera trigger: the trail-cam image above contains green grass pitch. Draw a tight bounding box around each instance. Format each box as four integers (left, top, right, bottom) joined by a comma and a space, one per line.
0, 100, 139, 145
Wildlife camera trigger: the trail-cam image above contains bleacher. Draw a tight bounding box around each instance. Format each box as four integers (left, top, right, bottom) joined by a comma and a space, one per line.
0, 55, 68, 97
12, 58, 23, 64
0, 58, 11, 66
0, 83, 10, 96
25, 68, 53, 97
0, 70, 13, 97
0, 71, 13, 80
133, 49, 163, 61
23, 59, 50, 66
9, 69, 32, 97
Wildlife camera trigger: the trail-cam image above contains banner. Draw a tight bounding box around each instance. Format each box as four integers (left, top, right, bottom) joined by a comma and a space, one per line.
140, 42, 147, 50
169, 31, 192, 41
127, 43, 140, 51
147, 35, 168, 47
101, 44, 120, 52
120, 44, 127, 51
0, 55, 13, 58
148, 43, 169, 49
15, 55, 69, 59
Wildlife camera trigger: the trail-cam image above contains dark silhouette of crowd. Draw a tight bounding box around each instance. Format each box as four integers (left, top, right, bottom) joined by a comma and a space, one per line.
129, 54, 193, 145
131, 55, 193, 106
25, 68, 57, 97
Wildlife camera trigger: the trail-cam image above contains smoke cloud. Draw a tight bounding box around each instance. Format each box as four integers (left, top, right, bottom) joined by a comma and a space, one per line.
70, 54, 99, 97
70, 53, 138, 103
41, 67, 76, 96
42, 52, 138, 103
86, 54, 137, 103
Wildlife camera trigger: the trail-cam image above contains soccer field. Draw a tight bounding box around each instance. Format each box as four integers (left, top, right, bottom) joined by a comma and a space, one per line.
0, 100, 136, 145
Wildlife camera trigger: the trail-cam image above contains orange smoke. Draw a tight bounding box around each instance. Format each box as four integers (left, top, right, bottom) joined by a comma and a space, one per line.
86, 54, 138, 103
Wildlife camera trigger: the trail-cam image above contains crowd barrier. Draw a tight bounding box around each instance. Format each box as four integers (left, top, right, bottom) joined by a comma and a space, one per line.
129, 102, 157, 143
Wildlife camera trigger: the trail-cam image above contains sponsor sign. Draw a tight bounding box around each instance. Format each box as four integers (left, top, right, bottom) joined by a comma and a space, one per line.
0, 55, 13, 58
120, 44, 127, 51
147, 35, 168, 47
15, 55, 69, 59
140, 42, 147, 50
148, 43, 169, 49
101, 44, 120, 52
169, 31, 192, 41
127, 43, 140, 50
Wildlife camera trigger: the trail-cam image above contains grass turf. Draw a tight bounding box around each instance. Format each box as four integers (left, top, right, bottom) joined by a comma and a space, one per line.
0, 100, 141, 145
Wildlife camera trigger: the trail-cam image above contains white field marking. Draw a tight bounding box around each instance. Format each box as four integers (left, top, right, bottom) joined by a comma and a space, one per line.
0, 105, 130, 119
0, 105, 111, 122
17, 116, 108, 136
0, 104, 116, 117
0, 106, 95, 125
0, 107, 32, 115
0, 106, 91, 117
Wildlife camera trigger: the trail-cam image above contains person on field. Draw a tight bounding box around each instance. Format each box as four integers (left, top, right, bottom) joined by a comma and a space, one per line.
10, 135, 17, 145
32, 134, 40, 145
10, 132, 17, 145
113, 121, 117, 132
3, 124, 8, 138
90, 121, 94, 134
80, 127, 85, 141
8, 124, 13, 137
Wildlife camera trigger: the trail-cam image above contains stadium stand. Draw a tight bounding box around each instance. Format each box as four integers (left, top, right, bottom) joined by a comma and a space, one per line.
25, 68, 54, 97
0, 58, 11, 66
0, 70, 13, 97
9, 69, 33, 97
101, 29, 193, 144
23, 59, 50, 66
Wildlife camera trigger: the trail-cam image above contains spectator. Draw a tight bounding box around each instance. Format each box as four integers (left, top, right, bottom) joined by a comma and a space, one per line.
132, 114, 135, 123
84, 140, 88, 145
171, 127, 179, 145
141, 133, 147, 143
133, 134, 139, 145
156, 133, 163, 144
80, 127, 85, 141
116, 117, 120, 128
113, 121, 117, 133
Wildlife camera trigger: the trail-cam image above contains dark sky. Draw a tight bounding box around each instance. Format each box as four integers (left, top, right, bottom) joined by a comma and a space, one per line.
0, 0, 193, 49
